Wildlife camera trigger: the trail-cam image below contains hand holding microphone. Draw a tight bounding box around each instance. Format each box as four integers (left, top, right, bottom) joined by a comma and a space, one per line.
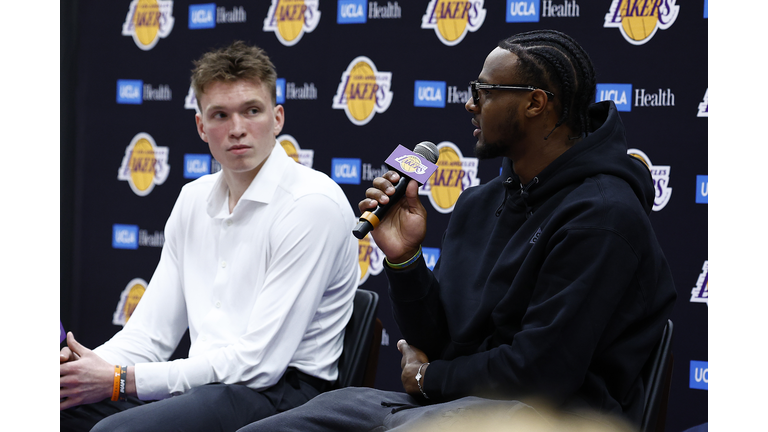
353, 142, 439, 263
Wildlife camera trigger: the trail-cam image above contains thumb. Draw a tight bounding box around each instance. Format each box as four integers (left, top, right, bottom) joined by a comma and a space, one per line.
397, 339, 413, 359
66, 332, 89, 357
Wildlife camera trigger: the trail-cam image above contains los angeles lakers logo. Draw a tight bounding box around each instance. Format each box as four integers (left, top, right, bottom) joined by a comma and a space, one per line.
690, 260, 708, 306
121, 0, 175, 51
627, 148, 672, 211
278, 134, 314, 168
263, 0, 321, 47
604, 0, 679, 45
332, 56, 393, 126
418, 142, 479, 214
118, 132, 170, 196
421, 0, 486, 47
358, 234, 384, 286
112, 278, 148, 326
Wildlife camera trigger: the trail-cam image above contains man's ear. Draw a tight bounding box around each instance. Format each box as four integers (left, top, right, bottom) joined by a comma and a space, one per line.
273, 104, 285, 136
195, 113, 208, 142
524, 89, 551, 118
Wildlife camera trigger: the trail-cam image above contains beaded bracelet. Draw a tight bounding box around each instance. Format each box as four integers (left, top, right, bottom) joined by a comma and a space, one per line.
385, 246, 422, 270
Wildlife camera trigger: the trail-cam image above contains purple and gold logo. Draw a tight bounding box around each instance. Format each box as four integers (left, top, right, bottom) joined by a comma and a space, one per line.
112, 278, 148, 326
332, 56, 393, 126
690, 260, 708, 306
121, 0, 175, 51
604, 0, 679, 45
263, 0, 321, 46
627, 148, 672, 211
358, 234, 384, 285
418, 141, 479, 214
421, 0, 486, 46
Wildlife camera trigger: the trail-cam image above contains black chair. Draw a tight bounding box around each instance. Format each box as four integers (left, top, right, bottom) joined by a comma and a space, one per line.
336, 289, 380, 388
640, 319, 674, 432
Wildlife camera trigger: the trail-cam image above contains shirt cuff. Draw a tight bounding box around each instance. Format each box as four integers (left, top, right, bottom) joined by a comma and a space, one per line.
384, 254, 434, 302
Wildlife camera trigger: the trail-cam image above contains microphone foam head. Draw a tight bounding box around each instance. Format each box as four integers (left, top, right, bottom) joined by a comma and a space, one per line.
413, 141, 439, 163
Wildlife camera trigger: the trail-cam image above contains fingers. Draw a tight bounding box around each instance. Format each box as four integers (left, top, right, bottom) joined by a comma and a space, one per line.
60, 347, 73, 364
357, 171, 402, 213
66, 332, 89, 357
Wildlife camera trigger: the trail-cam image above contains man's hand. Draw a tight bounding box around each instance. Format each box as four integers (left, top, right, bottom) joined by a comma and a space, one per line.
397, 339, 430, 398
358, 171, 427, 264
59, 332, 116, 410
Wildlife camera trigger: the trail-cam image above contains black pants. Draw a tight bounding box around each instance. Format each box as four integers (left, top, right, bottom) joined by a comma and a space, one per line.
60, 368, 331, 432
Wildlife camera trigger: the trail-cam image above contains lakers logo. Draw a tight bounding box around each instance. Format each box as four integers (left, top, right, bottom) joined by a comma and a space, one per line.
278, 134, 314, 168
394, 155, 428, 175
121, 0, 175, 51
112, 278, 148, 326
263, 0, 321, 47
332, 56, 393, 126
418, 142, 479, 214
604, 0, 679, 45
627, 148, 672, 211
690, 260, 708, 306
118, 132, 170, 196
358, 234, 384, 286
421, 0, 486, 47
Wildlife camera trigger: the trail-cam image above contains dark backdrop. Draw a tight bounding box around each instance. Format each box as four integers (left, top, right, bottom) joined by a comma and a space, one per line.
60, 1, 707, 430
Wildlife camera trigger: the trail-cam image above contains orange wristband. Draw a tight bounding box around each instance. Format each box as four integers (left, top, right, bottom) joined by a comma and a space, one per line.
111, 365, 121, 401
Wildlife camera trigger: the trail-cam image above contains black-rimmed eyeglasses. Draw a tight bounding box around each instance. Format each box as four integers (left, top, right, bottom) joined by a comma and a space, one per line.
469, 80, 555, 105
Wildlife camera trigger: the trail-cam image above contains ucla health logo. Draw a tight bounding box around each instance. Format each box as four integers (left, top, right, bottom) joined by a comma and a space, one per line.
113, 278, 148, 326
184, 154, 211, 179
189, 3, 215, 28
696, 175, 708, 204
263, 0, 320, 46
414, 81, 446, 108
338, 0, 366, 23
698, 89, 708, 117
596, 83, 632, 112
689, 360, 708, 390
690, 260, 708, 306
117, 80, 143, 104
117, 133, 170, 196
627, 148, 672, 211
122, 0, 175, 51
419, 142, 480, 214
507, 0, 539, 22
189, 3, 246, 28
422, 0, 486, 46
604, 0, 679, 45
278, 134, 314, 168
422, 247, 441, 270
113, 224, 139, 249
332, 56, 393, 126
331, 158, 361, 184
358, 234, 384, 285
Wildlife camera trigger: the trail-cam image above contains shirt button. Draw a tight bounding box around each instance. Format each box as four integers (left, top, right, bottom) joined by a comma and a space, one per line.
221, 261, 227, 268
215, 301, 221, 308
226, 220, 233, 227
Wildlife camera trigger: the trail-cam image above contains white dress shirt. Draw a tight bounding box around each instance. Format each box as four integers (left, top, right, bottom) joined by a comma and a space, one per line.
94, 142, 360, 401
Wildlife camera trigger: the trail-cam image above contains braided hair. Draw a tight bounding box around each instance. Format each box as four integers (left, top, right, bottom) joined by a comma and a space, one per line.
498, 30, 597, 139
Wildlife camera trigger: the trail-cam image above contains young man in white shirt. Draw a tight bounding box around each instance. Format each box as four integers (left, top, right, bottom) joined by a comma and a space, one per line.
60, 41, 360, 432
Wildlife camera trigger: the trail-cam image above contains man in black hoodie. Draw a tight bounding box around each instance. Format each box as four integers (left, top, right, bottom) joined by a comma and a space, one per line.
238, 29, 676, 432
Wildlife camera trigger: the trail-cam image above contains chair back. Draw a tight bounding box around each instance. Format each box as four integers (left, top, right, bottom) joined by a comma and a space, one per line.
336, 289, 380, 388
640, 319, 674, 432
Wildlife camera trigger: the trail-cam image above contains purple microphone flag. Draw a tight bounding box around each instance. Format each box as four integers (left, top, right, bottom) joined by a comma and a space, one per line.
384, 145, 438, 185
61, 320, 66, 343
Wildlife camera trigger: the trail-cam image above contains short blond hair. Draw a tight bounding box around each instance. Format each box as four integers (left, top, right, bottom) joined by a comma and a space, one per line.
191, 41, 277, 110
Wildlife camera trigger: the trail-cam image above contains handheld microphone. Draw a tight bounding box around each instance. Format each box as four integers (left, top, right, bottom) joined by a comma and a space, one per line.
352, 142, 439, 240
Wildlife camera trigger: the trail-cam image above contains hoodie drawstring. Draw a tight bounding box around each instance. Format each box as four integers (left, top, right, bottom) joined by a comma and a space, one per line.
520, 177, 539, 219
496, 177, 515, 217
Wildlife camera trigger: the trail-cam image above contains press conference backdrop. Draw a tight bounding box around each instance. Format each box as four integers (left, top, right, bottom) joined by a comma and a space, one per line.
61, 1, 708, 430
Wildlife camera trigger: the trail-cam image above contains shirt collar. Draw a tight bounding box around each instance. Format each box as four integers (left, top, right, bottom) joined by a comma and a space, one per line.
206, 140, 291, 218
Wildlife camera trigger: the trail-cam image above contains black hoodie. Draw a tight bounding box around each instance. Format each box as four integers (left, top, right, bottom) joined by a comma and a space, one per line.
385, 101, 677, 424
